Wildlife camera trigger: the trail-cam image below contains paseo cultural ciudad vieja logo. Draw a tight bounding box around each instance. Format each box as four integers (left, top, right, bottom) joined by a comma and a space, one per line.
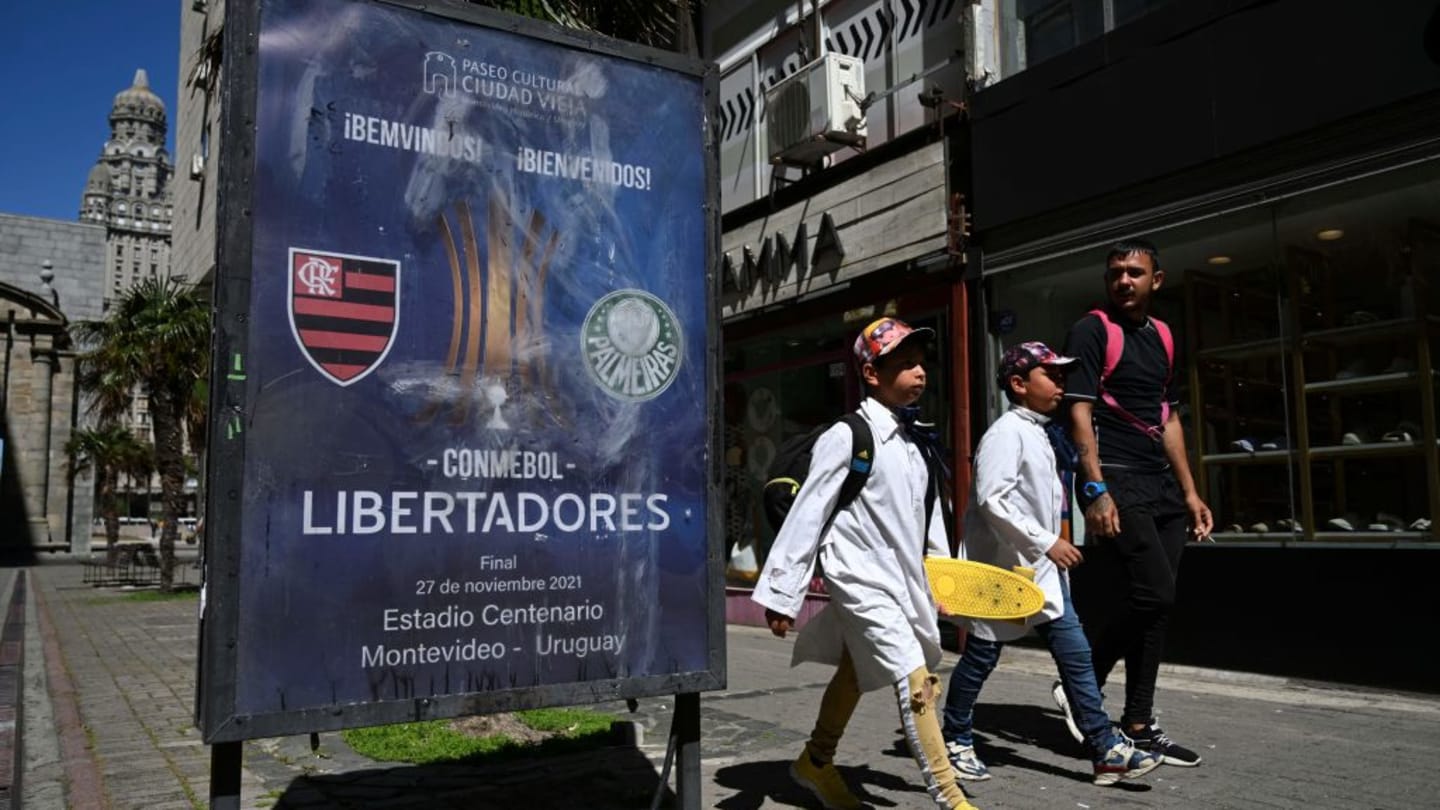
581, 290, 683, 402
421, 50, 589, 117
287, 248, 400, 387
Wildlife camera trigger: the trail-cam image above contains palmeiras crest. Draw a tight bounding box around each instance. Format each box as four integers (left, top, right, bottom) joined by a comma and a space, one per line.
287, 248, 401, 386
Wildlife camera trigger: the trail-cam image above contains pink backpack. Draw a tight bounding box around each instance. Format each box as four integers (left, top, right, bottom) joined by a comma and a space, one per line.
1089, 308, 1174, 441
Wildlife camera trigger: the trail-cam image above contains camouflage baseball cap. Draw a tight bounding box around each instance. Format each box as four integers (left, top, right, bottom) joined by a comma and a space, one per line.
853, 317, 935, 366
997, 341, 1076, 386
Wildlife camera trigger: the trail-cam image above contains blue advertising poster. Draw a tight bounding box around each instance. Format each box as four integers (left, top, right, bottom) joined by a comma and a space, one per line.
231, 0, 712, 718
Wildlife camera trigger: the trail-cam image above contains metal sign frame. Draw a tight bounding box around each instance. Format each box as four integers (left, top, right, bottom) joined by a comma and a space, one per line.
198, 0, 722, 744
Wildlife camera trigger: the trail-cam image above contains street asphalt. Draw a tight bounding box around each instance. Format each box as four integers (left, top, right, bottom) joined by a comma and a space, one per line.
7, 563, 1439, 809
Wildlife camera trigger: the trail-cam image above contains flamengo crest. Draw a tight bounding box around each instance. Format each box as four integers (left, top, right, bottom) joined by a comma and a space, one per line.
287, 248, 401, 386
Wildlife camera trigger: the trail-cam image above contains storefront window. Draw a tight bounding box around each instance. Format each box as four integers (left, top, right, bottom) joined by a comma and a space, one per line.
996, 0, 1179, 79
1274, 168, 1440, 544
983, 159, 1440, 546
723, 300, 951, 586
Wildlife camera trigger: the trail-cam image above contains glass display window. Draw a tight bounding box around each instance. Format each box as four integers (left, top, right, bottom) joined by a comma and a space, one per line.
723, 297, 952, 586
982, 157, 1440, 545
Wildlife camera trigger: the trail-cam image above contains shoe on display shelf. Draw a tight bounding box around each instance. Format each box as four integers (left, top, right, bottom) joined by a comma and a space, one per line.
1340, 426, 1380, 445
1381, 421, 1422, 443
1334, 357, 1372, 380
1341, 309, 1383, 327
1383, 356, 1417, 374
1368, 512, 1407, 532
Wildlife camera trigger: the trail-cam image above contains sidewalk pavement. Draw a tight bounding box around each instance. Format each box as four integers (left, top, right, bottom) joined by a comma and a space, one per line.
14, 562, 1440, 809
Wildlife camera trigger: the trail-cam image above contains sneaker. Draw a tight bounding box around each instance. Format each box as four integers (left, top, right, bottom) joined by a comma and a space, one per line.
1126, 721, 1203, 767
1050, 680, 1084, 744
945, 740, 991, 782
790, 753, 863, 810
1370, 512, 1407, 532
1093, 738, 1162, 785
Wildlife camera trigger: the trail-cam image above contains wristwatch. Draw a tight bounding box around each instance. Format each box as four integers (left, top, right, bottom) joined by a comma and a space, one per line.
1082, 481, 1109, 501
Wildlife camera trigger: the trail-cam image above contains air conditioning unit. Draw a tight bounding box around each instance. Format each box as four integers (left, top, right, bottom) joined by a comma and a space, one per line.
765, 53, 867, 167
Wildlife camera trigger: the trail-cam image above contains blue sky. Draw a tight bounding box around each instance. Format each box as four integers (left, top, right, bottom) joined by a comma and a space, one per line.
0, 2, 180, 221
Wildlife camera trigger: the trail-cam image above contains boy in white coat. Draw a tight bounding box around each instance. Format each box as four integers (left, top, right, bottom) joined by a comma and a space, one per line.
753, 317, 976, 810
941, 341, 1161, 786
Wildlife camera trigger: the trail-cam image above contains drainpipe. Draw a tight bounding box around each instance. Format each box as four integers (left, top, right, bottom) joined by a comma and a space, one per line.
950, 278, 970, 553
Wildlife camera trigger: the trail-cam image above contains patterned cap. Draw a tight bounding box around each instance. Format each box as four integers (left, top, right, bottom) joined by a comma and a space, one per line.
853, 317, 935, 366
997, 341, 1076, 386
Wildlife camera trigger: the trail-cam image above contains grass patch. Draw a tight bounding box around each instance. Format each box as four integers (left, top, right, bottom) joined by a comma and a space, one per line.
85, 589, 200, 605
342, 708, 617, 766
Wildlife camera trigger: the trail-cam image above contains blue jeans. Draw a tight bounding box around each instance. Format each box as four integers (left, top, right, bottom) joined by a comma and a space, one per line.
942, 578, 1121, 758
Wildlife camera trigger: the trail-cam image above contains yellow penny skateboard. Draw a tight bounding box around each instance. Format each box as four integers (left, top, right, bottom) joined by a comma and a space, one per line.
924, 557, 1046, 621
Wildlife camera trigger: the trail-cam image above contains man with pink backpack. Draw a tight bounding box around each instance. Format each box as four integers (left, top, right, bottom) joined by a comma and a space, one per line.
1061, 238, 1214, 769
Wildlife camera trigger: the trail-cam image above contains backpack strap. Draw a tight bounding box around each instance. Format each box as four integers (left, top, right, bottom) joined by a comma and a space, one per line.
1091, 308, 1126, 382
831, 413, 874, 521
1088, 308, 1173, 442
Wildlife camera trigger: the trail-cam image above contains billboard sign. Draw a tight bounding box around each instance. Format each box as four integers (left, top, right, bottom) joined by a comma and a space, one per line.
199, 0, 721, 742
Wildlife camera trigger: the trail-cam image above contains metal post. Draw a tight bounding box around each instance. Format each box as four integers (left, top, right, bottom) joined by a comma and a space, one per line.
673, 691, 702, 810
209, 741, 243, 810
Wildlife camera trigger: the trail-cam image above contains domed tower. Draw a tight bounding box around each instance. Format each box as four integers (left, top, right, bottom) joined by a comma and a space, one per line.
79, 69, 175, 309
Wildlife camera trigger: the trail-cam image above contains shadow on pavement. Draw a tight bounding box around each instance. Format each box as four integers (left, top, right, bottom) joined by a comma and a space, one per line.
271, 744, 673, 809
874, 703, 1158, 791
973, 703, 1156, 792
714, 760, 925, 810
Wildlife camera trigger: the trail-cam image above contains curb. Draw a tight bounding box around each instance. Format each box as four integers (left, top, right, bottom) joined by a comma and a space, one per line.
32, 572, 109, 810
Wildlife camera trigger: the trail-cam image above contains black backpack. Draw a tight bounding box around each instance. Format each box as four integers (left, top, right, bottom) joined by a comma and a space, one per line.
762, 414, 875, 534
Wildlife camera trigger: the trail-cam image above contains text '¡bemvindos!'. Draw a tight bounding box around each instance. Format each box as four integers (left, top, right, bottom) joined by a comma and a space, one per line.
300, 490, 671, 535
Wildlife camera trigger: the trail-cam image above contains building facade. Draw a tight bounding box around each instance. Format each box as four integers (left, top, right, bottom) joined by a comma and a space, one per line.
172, 0, 225, 290
76, 69, 180, 458
705, 1, 979, 624
964, 0, 1440, 691
80, 69, 176, 311
0, 214, 106, 555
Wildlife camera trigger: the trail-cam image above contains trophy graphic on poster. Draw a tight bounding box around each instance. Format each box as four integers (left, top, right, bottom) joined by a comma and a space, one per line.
419, 192, 559, 428
483, 379, 510, 430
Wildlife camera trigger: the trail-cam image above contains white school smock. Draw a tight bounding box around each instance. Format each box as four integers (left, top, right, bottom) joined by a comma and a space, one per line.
751, 397, 948, 692
960, 405, 1067, 643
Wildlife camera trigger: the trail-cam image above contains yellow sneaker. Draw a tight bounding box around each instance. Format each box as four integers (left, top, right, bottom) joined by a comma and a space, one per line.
790, 753, 863, 810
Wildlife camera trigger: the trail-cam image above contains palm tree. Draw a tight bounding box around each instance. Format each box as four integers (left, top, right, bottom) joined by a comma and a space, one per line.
74, 278, 210, 591
67, 425, 154, 562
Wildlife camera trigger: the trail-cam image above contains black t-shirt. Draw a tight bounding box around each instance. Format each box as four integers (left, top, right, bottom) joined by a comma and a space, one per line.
1063, 308, 1179, 472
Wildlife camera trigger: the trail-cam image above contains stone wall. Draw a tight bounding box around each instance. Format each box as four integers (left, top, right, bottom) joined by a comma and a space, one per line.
0, 214, 105, 554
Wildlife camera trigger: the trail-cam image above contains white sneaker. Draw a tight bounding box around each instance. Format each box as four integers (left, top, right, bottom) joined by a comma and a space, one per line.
1051, 680, 1084, 744
944, 741, 991, 781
